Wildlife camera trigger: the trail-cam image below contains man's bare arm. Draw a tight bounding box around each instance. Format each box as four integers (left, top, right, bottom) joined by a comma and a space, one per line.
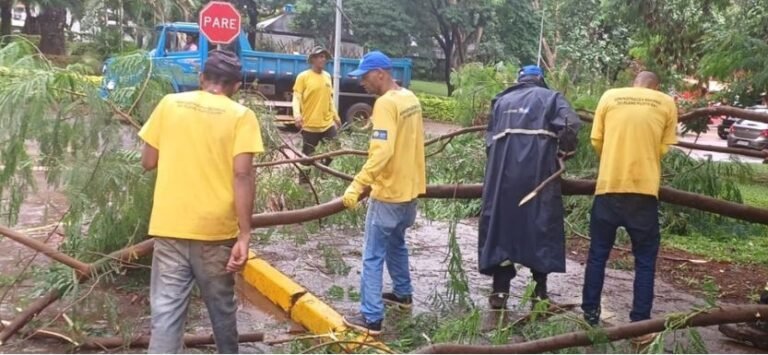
141, 144, 159, 171
233, 153, 255, 240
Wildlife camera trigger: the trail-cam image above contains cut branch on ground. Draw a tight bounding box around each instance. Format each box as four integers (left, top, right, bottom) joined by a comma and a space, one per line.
415, 305, 768, 353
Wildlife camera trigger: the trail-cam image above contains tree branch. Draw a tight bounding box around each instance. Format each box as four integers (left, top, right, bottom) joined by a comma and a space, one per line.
249, 179, 768, 229
253, 149, 368, 168
679, 106, 768, 124
415, 305, 768, 353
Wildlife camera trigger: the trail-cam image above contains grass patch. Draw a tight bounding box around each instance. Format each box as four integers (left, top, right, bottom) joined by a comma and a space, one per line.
738, 182, 768, 208
663, 232, 768, 265
411, 80, 448, 96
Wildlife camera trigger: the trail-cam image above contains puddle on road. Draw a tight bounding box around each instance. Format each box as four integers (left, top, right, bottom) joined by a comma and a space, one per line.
256, 216, 765, 354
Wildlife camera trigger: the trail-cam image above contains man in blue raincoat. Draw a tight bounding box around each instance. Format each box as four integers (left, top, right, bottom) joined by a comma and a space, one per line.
478, 65, 580, 309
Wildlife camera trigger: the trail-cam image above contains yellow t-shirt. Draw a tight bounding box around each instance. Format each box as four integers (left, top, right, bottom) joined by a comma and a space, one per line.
353, 88, 426, 203
139, 91, 264, 241
591, 87, 678, 198
292, 70, 339, 132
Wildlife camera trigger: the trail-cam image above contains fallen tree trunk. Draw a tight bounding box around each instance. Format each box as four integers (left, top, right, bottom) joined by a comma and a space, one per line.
0, 225, 90, 276
253, 180, 768, 227
578, 106, 768, 125
76, 332, 265, 350
680, 106, 768, 124
0, 239, 155, 344
415, 305, 768, 354
675, 141, 768, 159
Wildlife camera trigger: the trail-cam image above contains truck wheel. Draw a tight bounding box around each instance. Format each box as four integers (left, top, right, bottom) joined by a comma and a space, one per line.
345, 103, 372, 131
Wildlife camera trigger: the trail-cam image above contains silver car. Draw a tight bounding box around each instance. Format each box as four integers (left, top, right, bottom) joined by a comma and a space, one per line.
727, 107, 768, 150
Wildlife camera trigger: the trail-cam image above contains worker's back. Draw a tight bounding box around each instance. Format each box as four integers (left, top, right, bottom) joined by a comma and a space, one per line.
139, 91, 263, 240
592, 87, 678, 197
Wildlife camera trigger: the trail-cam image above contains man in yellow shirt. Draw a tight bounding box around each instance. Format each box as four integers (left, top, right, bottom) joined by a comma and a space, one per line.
340, 51, 426, 334
582, 71, 677, 332
293, 46, 341, 183
139, 50, 264, 353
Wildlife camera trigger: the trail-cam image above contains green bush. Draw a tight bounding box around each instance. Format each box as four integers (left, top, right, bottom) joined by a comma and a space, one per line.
450, 61, 520, 126
417, 93, 458, 122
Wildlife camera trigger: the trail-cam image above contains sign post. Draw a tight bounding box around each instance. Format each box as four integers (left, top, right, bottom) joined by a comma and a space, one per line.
199, 1, 242, 45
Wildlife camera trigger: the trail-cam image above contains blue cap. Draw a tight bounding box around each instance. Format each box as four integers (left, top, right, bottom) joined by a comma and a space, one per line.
349, 51, 392, 77
519, 65, 544, 78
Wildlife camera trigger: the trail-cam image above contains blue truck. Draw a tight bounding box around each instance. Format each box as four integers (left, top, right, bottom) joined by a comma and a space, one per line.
102, 22, 413, 125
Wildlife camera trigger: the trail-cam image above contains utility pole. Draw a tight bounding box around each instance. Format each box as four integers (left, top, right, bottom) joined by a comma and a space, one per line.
332, 0, 342, 112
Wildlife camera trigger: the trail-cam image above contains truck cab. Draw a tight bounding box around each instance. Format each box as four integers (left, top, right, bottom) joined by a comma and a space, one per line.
102, 22, 413, 126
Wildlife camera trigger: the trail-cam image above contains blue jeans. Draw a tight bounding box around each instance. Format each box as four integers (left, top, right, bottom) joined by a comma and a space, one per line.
148, 238, 239, 354
582, 194, 660, 322
360, 199, 417, 323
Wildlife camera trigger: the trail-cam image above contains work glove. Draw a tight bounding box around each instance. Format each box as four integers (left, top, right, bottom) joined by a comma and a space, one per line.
342, 181, 364, 209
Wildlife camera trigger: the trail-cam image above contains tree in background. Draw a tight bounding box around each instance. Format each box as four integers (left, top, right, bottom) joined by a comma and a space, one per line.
0, 0, 11, 37
699, 0, 768, 103
291, 0, 339, 48
405, 0, 496, 95
604, 0, 729, 83
544, 0, 630, 85
215, 0, 289, 46
476, 0, 538, 66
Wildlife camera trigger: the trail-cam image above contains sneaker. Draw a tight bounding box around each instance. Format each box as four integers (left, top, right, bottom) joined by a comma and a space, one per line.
382, 293, 412, 309
343, 314, 382, 335
630, 332, 659, 346
488, 293, 509, 310
719, 323, 768, 350
583, 308, 601, 327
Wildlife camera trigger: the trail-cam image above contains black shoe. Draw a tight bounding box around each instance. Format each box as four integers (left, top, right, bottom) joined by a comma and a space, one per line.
343, 314, 382, 335
383, 293, 412, 309
719, 323, 768, 350
583, 308, 601, 327
488, 293, 509, 310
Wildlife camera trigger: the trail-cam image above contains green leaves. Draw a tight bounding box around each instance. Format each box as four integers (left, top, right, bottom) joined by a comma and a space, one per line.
449, 61, 518, 126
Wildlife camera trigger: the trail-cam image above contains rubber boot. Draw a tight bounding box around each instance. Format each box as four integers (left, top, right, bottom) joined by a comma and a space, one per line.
489, 265, 515, 310
531, 271, 549, 310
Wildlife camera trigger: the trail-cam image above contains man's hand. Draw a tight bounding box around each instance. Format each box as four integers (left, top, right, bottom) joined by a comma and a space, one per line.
294, 116, 303, 129
226, 236, 250, 273
342, 182, 363, 209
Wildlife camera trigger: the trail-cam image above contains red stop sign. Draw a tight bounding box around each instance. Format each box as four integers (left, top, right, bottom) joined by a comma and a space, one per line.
199, 1, 242, 45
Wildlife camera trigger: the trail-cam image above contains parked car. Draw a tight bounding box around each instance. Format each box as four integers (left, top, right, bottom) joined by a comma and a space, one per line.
727, 107, 768, 150
717, 117, 739, 139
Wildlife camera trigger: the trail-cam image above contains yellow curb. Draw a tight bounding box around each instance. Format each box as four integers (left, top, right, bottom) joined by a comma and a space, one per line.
290, 293, 346, 334
242, 251, 306, 312
241, 250, 391, 353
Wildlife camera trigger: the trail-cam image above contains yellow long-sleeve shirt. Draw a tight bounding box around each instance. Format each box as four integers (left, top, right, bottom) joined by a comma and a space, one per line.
353, 88, 426, 202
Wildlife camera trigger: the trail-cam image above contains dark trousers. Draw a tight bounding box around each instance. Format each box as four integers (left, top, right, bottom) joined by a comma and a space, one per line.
301, 126, 338, 166
491, 264, 547, 295
582, 194, 660, 322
